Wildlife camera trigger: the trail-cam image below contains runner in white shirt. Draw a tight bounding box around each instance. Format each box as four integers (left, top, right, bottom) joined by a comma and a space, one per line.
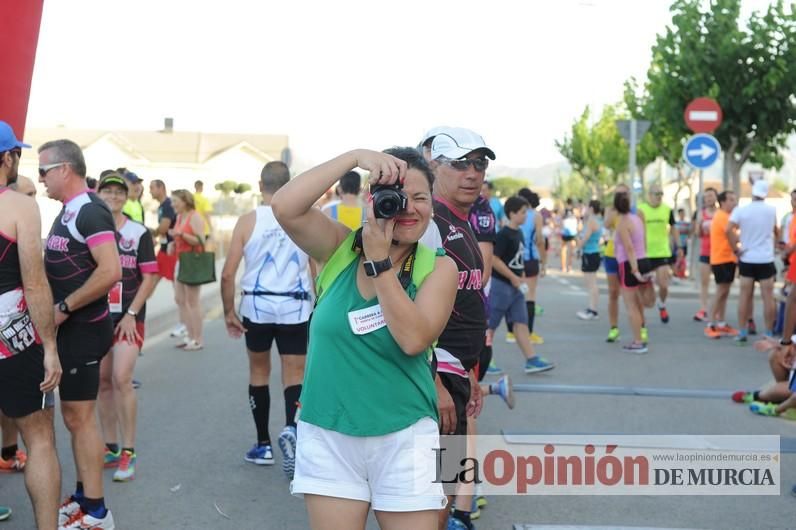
221, 161, 312, 478
727, 180, 779, 341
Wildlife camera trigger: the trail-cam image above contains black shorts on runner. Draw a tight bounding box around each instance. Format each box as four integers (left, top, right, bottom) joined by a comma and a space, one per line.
581, 252, 601, 273
648, 257, 671, 270
619, 259, 653, 289
477, 339, 492, 383
699, 255, 710, 265
738, 261, 776, 282
562, 235, 576, 243
437, 371, 470, 436
58, 317, 114, 402
712, 262, 737, 284
0, 346, 54, 418
524, 259, 540, 278
243, 318, 309, 354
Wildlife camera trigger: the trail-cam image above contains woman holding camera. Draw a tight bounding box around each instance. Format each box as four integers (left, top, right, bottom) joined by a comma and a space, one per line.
272, 148, 457, 530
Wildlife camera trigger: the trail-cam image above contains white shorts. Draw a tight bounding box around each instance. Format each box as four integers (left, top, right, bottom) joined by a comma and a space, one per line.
291, 417, 447, 512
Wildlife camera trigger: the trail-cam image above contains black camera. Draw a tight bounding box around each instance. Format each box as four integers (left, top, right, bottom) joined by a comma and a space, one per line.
371, 183, 408, 219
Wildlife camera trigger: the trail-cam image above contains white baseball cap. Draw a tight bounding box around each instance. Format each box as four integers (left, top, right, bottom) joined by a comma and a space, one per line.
421, 127, 496, 161
752, 179, 769, 198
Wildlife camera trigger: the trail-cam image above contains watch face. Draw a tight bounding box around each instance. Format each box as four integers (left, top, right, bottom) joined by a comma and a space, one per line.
364, 261, 377, 277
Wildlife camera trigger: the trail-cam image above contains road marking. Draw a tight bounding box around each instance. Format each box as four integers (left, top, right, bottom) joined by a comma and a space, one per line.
512, 383, 733, 399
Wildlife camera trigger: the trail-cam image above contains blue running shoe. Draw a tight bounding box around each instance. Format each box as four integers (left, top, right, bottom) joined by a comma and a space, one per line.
244, 444, 274, 465
278, 426, 297, 479
735, 331, 748, 345
447, 516, 474, 529
0, 506, 10, 521
485, 360, 502, 376
524, 356, 555, 374
492, 375, 515, 409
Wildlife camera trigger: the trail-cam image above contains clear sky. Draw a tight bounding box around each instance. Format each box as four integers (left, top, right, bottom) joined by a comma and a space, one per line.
26, 0, 776, 170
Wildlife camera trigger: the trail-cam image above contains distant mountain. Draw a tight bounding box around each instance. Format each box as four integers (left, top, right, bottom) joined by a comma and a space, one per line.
487, 160, 571, 190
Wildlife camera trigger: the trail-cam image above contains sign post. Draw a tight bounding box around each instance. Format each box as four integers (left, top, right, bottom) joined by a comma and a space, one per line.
616, 119, 650, 199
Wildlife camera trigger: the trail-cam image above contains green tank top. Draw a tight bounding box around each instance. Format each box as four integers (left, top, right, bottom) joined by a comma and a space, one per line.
300, 258, 438, 437
638, 202, 672, 259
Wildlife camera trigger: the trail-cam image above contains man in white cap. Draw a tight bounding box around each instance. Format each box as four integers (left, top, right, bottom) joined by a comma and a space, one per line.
418, 127, 497, 530
727, 179, 779, 342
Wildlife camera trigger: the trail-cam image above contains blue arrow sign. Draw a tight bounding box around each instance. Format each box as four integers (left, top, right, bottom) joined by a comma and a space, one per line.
683, 133, 720, 169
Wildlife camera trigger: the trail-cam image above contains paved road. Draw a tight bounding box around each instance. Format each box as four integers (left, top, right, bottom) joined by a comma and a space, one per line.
2, 272, 795, 529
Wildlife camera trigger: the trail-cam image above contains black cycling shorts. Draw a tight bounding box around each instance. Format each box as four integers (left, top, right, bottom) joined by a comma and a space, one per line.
58, 317, 113, 401
243, 318, 308, 355
0, 346, 54, 418
477, 337, 492, 383
437, 371, 470, 436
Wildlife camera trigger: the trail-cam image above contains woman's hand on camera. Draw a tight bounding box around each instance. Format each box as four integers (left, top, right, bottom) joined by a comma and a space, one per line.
353, 150, 407, 187
362, 201, 394, 262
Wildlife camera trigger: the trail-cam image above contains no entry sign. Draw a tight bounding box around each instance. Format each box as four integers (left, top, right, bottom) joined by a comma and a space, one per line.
684, 98, 723, 133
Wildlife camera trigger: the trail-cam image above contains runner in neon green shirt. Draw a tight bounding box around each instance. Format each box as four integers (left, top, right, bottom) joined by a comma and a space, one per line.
637, 183, 677, 324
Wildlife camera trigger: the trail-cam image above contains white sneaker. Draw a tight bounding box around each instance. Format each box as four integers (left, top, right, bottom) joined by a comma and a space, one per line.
58, 498, 80, 526
576, 309, 598, 321
62, 509, 115, 529
170, 323, 187, 338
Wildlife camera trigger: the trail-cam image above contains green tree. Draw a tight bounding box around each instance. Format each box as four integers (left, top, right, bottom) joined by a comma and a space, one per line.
215, 180, 238, 196
234, 183, 252, 194
490, 176, 528, 198
643, 0, 796, 192
552, 172, 592, 202
555, 105, 629, 198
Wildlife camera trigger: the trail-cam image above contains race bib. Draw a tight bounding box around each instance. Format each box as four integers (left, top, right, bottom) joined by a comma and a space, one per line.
108, 282, 123, 314
348, 305, 387, 335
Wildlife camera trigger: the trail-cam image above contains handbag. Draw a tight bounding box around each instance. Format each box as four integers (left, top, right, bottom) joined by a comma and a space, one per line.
177, 244, 216, 285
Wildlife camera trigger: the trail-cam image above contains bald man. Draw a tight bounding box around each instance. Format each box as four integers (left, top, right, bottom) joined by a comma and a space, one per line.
10, 174, 35, 197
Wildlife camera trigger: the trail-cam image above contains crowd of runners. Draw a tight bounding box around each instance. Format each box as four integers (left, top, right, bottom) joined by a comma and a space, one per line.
1, 118, 795, 529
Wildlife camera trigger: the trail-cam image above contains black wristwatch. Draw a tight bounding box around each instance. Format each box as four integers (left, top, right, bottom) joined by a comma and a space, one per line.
58, 300, 71, 315
363, 257, 393, 277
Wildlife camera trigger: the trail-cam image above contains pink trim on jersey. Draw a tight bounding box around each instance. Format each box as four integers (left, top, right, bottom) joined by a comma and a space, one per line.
86, 231, 115, 249
0, 229, 16, 243
437, 361, 468, 377
63, 189, 89, 205
89, 308, 110, 322
139, 261, 158, 274
434, 195, 468, 221
0, 188, 8, 195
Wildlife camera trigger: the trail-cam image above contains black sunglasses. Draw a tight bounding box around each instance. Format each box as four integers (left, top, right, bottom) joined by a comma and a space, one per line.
443, 158, 489, 172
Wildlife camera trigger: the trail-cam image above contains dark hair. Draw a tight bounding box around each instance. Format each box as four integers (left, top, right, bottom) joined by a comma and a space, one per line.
485, 181, 494, 190
382, 147, 434, 189
38, 139, 87, 177
260, 161, 290, 193
339, 171, 361, 195
86, 177, 98, 190
718, 190, 735, 204
504, 195, 529, 217
790, 189, 796, 195
614, 192, 631, 214
517, 187, 540, 209
589, 199, 602, 215
677, 208, 685, 214
194, 180, 204, 189
151, 179, 166, 191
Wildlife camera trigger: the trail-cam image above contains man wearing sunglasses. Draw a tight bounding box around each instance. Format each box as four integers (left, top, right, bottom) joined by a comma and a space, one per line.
637, 183, 677, 326
39, 139, 121, 529
0, 121, 63, 529
419, 127, 495, 530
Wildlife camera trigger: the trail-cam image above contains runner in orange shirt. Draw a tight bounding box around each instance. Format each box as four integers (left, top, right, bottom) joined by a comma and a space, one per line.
705, 191, 739, 338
